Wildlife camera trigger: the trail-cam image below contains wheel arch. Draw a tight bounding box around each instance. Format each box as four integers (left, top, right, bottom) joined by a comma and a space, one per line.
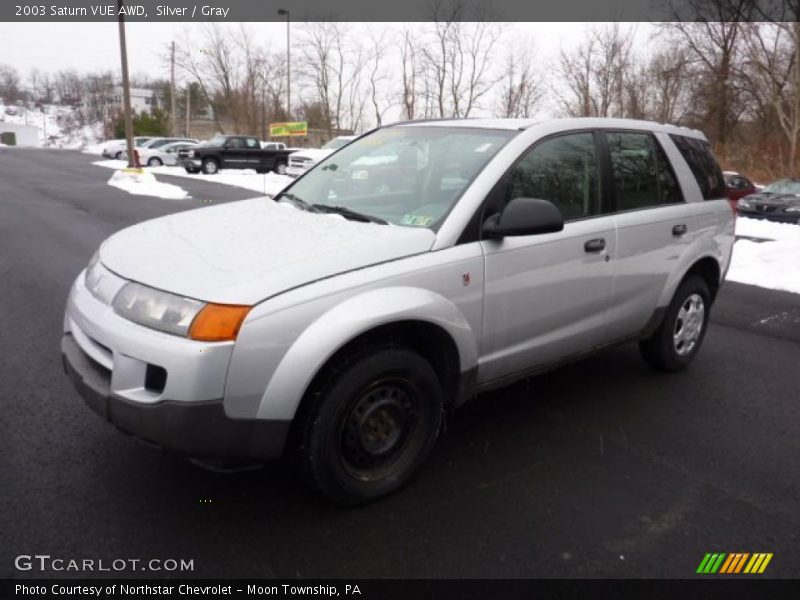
681, 255, 722, 302
255, 286, 478, 422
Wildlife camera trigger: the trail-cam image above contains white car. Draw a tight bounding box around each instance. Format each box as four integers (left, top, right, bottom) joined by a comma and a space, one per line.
63, 118, 734, 504
102, 137, 153, 159
140, 141, 199, 167
286, 135, 358, 177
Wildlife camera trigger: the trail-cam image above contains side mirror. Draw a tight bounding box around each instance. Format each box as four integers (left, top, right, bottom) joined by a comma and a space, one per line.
482, 197, 564, 239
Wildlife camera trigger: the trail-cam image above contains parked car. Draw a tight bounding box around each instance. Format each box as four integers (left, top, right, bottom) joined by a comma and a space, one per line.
140, 141, 199, 167
101, 137, 153, 159
178, 134, 295, 174
286, 135, 358, 177
121, 137, 199, 161
62, 118, 733, 504
737, 177, 800, 223
723, 171, 757, 211
4, 105, 19, 116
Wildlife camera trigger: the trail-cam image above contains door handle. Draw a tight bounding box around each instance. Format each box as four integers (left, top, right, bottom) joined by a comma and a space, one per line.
672, 224, 687, 236
584, 238, 606, 253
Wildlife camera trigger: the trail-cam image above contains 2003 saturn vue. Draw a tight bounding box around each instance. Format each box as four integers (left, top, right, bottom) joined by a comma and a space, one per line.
63, 118, 735, 504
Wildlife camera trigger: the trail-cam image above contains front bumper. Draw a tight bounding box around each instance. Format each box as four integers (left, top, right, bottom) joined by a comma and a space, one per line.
285, 166, 308, 178
62, 271, 289, 460
63, 334, 289, 459
737, 208, 800, 224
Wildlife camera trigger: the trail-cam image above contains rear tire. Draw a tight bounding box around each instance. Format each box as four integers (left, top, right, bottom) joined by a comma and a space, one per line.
202, 158, 219, 175
639, 275, 711, 371
147, 157, 163, 167
274, 161, 287, 175
295, 345, 442, 505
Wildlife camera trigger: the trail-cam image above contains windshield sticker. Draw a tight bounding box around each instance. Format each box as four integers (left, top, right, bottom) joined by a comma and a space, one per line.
401, 214, 435, 227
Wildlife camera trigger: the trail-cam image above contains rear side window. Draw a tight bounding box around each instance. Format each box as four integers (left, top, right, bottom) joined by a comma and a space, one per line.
606, 132, 684, 211
669, 134, 726, 199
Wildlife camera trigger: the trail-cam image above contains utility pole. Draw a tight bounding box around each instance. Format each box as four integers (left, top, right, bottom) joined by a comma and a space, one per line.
278, 9, 290, 120
170, 41, 177, 136
117, 0, 135, 168
185, 85, 190, 137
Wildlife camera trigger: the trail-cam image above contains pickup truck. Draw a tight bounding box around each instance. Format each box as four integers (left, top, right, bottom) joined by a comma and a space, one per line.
179, 134, 295, 175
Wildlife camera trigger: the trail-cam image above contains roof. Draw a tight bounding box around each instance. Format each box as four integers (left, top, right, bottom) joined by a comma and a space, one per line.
392, 117, 706, 139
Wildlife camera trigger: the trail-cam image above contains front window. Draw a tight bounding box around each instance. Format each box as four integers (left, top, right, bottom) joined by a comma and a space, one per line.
762, 179, 800, 195
206, 135, 227, 147
281, 127, 515, 229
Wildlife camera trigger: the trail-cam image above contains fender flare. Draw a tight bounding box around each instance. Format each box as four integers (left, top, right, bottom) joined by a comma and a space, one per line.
256, 286, 478, 420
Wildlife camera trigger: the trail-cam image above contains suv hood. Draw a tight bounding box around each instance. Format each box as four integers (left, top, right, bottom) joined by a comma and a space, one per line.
291, 148, 334, 163
99, 198, 436, 305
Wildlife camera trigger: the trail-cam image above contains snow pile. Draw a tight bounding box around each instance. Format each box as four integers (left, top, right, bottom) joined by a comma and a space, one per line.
107, 169, 189, 200
0, 102, 103, 149
728, 217, 800, 294
93, 159, 293, 196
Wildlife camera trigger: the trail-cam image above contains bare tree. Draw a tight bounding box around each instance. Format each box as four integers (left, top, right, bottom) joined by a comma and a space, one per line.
366, 32, 394, 127
399, 27, 419, 120
299, 22, 367, 134
0, 64, 21, 104
662, 0, 752, 144
556, 24, 635, 118
419, 1, 503, 118
496, 42, 544, 118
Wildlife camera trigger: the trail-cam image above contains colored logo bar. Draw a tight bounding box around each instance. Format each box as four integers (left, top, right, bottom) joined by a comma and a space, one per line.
697, 553, 773, 574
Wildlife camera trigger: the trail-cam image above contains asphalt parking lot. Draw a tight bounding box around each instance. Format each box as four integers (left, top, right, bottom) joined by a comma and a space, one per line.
1, 147, 799, 579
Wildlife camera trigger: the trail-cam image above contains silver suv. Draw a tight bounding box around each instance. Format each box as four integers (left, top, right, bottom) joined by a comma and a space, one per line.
62, 118, 734, 504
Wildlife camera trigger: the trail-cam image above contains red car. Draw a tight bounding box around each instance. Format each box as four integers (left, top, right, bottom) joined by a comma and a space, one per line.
724, 172, 757, 211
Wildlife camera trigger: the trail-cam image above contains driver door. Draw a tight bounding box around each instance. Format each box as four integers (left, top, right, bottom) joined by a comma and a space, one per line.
479, 131, 617, 384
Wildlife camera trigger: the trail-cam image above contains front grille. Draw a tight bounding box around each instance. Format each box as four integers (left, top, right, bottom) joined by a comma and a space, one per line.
289, 157, 311, 167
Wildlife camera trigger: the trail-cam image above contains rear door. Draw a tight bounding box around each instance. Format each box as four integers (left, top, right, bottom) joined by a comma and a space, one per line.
479, 131, 617, 383
602, 130, 697, 340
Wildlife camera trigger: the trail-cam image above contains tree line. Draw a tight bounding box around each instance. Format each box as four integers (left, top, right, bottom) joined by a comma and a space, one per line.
1, 1, 799, 179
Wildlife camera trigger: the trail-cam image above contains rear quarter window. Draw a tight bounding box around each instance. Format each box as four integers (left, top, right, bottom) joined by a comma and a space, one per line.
669, 134, 726, 200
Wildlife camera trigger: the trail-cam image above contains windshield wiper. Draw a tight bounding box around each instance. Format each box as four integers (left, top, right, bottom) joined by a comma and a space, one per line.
276, 192, 318, 212
311, 204, 388, 225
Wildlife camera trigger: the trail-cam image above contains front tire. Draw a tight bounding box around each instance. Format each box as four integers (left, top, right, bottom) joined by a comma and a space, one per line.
639, 275, 711, 371
296, 346, 443, 505
114, 150, 123, 159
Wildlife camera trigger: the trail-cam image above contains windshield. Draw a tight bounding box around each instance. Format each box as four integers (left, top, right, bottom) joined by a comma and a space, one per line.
762, 179, 800, 195
322, 137, 354, 150
281, 127, 515, 229
206, 135, 227, 148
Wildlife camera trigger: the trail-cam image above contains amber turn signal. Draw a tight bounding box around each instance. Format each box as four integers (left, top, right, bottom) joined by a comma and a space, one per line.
188, 304, 251, 341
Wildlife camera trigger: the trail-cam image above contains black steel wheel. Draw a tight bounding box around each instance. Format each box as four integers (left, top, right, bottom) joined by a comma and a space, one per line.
296, 345, 442, 505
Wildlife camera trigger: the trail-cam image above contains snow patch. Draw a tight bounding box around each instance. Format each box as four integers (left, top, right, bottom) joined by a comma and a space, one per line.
728, 217, 800, 294
107, 169, 189, 200
93, 159, 293, 196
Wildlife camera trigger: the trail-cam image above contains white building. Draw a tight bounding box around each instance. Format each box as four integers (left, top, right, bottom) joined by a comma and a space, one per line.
84, 86, 164, 115
0, 122, 41, 146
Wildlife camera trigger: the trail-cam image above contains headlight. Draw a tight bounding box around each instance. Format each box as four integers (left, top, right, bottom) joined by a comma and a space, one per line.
737, 198, 752, 209
113, 282, 204, 337
785, 205, 800, 213
112, 282, 251, 341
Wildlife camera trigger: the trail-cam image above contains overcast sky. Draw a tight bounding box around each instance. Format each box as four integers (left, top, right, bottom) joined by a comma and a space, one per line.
0, 22, 653, 78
